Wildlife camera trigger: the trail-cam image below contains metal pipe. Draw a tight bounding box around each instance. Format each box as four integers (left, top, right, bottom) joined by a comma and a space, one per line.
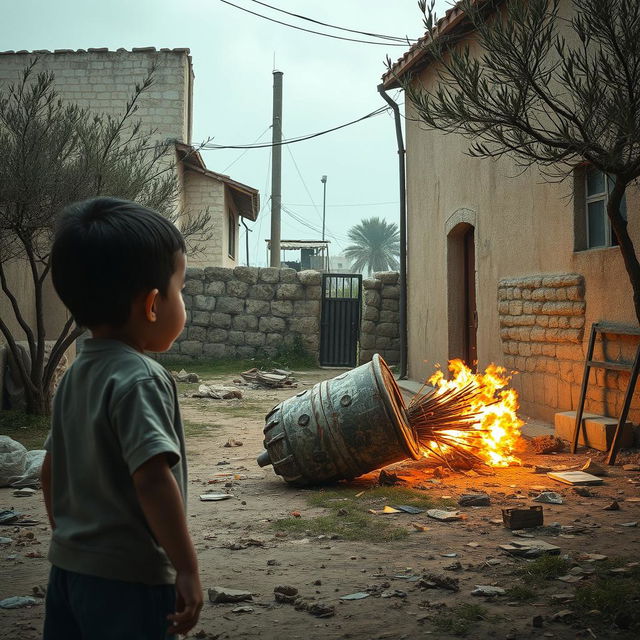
377, 83, 408, 379
321, 174, 327, 241
241, 218, 251, 266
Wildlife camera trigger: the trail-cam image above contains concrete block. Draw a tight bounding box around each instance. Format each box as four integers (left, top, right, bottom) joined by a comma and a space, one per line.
554, 410, 634, 451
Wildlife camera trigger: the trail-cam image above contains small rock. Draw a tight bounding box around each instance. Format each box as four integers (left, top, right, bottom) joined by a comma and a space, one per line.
208, 586, 253, 604
532, 615, 544, 628
313, 579, 321, 586
12, 488, 37, 497
231, 605, 253, 613
573, 487, 594, 497
581, 458, 606, 476
274, 585, 298, 597
458, 493, 491, 507
471, 585, 505, 597
603, 500, 620, 511
531, 436, 565, 454
223, 439, 243, 448
619, 521, 638, 527
267, 559, 281, 566
532, 491, 564, 504
552, 609, 573, 622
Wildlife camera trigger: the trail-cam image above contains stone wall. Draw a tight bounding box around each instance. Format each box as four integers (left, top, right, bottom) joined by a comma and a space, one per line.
359, 272, 401, 365
498, 273, 640, 423
166, 266, 321, 361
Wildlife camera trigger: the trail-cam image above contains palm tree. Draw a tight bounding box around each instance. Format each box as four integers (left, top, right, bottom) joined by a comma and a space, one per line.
343, 217, 400, 275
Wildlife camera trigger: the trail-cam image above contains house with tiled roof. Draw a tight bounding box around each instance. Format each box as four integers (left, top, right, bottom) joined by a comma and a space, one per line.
382, 0, 640, 425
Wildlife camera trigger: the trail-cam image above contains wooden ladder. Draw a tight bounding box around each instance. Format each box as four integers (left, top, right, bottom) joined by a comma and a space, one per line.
571, 322, 640, 465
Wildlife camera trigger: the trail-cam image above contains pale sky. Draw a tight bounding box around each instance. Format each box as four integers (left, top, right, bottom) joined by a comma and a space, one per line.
1, 0, 450, 266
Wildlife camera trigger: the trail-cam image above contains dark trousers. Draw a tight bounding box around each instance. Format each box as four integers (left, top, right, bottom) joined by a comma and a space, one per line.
43, 566, 176, 640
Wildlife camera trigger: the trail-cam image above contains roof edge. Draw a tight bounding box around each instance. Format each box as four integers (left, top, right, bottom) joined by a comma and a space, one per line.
0, 47, 191, 56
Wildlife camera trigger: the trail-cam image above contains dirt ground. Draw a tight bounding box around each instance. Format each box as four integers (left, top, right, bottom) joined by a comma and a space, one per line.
2, 367, 640, 639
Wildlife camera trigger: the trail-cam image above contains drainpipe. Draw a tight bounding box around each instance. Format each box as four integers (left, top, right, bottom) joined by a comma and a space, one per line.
241, 218, 251, 266
377, 83, 408, 380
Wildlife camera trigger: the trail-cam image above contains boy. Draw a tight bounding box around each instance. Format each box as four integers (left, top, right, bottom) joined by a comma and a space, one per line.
41, 197, 202, 639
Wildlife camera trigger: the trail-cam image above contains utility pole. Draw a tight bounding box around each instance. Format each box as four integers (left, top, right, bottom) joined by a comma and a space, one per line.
270, 70, 283, 267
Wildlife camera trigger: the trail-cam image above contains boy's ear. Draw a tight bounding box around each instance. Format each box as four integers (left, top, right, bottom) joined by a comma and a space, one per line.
144, 289, 160, 322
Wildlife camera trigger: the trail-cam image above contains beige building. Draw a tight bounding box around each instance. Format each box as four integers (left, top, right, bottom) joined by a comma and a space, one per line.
0, 48, 259, 350
383, 1, 640, 423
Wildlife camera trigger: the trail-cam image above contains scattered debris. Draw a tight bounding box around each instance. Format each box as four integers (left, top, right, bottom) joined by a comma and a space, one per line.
581, 459, 607, 476
0, 537, 12, 544
573, 487, 595, 497
193, 385, 243, 400
618, 521, 638, 527
557, 574, 583, 584
531, 435, 565, 454
378, 469, 405, 486
603, 500, 620, 511
241, 368, 297, 389
622, 464, 640, 471
231, 606, 254, 613
296, 601, 335, 618
208, 587, 253, 604
577, 553, 608, 562
274, 585, 299, 604
223, 439, 243, 448
547, 471, 603, 486
173, 369, 199, 383
471, 585, 505, 597
199, 494, 233, 502
392, 505, 424, 514
0, 510, 38, 527
499, 539, 561, 558
368, 506, 401, 515
444, 561, 463, 571
380, 589, 407, 598
458, 493, 491, 507
12, 488, 37, 497
532, 491, 564, 505
502, 506, 544, 529
340, 592, 370, 600
0, 596, 38, 609
426, 509, 464, 522
411, 523, 431, 532
418, 573, 459, 592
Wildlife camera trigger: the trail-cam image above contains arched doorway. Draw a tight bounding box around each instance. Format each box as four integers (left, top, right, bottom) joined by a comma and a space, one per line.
447, 221, 477, 371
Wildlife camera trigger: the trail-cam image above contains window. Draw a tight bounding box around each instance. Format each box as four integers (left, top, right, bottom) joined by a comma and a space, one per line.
583, 167, 627, 249
228, 210, 236, 259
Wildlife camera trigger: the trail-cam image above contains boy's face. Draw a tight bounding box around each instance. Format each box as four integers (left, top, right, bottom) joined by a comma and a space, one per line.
147, 252, 187, 352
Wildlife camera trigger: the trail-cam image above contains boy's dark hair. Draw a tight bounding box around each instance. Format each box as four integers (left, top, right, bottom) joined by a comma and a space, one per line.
52, 197, 186, 328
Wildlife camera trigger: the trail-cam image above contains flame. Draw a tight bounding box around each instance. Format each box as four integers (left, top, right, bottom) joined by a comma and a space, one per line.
423, 359, 523, 467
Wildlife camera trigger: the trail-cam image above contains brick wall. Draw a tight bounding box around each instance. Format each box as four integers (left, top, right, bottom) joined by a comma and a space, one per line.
359, 272, 401, 366
498, 273, 640, 422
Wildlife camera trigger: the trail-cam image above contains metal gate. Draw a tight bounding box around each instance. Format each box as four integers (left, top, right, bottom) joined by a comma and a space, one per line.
319, 273, 362, 367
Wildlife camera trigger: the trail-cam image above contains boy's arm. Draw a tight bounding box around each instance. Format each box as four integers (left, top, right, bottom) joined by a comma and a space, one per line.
132, 454, 202, 635
41, 452, 55, 529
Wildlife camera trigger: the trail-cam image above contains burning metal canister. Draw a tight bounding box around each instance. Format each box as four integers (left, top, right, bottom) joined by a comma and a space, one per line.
256, 354, 421, 485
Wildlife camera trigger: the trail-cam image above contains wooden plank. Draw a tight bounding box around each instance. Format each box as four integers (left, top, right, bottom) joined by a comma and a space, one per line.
586, 360, 633, 372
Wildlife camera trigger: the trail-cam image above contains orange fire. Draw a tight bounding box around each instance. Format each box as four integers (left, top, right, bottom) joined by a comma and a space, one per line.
424, 359, 523, 467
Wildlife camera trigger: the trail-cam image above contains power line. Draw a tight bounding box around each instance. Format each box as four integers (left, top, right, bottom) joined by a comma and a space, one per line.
218, 0, 411, 46
198, 106, 389, 150
247, 0, 417, 43
283, 201, 399, 208
222, 124, 271, 172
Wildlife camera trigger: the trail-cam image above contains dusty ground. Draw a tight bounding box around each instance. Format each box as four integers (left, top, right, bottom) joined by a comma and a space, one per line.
2, 367, 640, 639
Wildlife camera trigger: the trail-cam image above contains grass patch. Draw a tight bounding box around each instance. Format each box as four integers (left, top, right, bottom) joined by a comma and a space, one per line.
515, 555, 571, 586
272, 485, 454, 542
183, 420, 223, 437
571, 559, 640, 630
431, 604, 490, 637
0, 410, 50, 450
306, 486, 455, 510
505, 585, 538, 602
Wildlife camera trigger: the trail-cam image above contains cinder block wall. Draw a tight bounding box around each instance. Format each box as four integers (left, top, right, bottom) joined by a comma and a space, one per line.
165, 267, 322, 361
359, 272, 401, 366
0, 48, 192, 144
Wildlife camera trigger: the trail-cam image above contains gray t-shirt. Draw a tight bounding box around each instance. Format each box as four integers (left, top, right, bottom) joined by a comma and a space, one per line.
45, 339, 187, 585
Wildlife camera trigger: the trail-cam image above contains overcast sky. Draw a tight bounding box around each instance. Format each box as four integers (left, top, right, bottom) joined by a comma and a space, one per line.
1, 0, 450, 266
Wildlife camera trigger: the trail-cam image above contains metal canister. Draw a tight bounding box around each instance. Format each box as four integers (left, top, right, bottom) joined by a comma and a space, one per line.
257, 354, 421, 485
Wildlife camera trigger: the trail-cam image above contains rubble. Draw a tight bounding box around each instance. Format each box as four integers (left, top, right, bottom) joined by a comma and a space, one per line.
530, 436, 565, 454
532, 491, 564, 504
471, 585, 505, 597
241, 368, 297, 389
499, 539, 561, 558
458, 493, 491, 506
581, 459, 606, 476
192, 385, 243, 400
173, 369, 199, 383
418, 573, 460, 592
426, 509, 464, 522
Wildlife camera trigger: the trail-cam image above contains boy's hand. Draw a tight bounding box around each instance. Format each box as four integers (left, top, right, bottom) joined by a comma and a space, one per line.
167, 570, 203, 636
